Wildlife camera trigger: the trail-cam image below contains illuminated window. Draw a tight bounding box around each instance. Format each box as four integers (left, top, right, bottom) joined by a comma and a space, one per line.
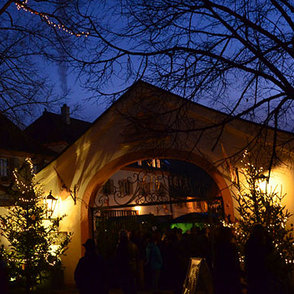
151, 159, 161, 168
156, 159, 161, 168
0, 158, 8, 177
146, 159, 161, 168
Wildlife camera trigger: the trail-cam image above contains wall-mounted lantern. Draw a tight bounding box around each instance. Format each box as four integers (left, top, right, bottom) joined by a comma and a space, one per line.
45, 191, 58, 218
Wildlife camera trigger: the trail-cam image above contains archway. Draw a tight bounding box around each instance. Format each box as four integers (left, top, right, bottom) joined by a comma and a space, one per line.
80, 148, 234, 245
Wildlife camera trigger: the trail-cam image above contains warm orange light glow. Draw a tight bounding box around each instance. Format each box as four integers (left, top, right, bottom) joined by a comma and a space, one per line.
258, 180, 268, 193
134, 206, 141, 214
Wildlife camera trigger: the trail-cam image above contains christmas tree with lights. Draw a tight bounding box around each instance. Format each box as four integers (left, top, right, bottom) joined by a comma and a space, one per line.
230, 151, 294, 267
0, 158, 71, 293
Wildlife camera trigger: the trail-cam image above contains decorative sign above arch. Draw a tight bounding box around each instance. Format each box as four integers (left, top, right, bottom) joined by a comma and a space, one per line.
92, 159, 222, 214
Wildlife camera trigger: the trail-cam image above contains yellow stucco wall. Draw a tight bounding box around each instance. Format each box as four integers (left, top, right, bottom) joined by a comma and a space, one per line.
35, 82, 294, 285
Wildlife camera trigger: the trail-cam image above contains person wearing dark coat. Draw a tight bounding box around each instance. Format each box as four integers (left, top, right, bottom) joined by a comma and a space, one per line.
213, 226, 242, 294
145, 230, 163, 292
115, 230, 139, 294
245, 224, 288, 294
74, 239, 107, 294
0, 255, 8, 294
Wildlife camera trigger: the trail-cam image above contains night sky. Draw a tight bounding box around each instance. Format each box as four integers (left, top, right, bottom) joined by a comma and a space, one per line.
2, 1, 293, 132
48, 64, 107, 124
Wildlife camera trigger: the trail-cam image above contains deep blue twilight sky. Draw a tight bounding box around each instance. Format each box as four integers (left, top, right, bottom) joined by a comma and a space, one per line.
36, 61, 108, 125
53, 68, 106, 123
49, 65, 107, 122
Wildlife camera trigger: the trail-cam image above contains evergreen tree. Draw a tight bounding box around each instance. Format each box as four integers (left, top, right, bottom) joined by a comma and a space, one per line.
0, 158, 72, 293
230, 151, 294, 267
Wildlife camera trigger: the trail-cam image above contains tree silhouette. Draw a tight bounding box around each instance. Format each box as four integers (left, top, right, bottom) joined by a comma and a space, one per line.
0, 0, 88, 125
68, 0, 294, 164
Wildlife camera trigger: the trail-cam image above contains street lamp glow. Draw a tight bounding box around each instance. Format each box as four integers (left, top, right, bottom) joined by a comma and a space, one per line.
45, 191, 58, 218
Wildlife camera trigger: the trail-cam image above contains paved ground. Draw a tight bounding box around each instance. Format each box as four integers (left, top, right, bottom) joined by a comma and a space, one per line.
8, 286, 79, 294
8, 285, 174, 294
50, 288, 78, 294
45, 289, 161, 294
47, 288, 171, 294
8, 287, 161, 294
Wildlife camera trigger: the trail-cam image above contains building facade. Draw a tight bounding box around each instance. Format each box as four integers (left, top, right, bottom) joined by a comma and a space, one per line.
34, 81, 294, 284
2, 82, 294, 285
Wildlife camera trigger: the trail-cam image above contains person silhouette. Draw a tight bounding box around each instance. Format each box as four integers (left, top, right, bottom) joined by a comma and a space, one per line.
74, 239, 108, 294
115, 230, 139, 294
213, 226, 241, 294
245, 224, 288, 294
0, 254, 8, 294
145, 230, 163, 292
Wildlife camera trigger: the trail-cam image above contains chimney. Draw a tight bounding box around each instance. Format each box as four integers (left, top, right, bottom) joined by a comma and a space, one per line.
61, 104, 70, 125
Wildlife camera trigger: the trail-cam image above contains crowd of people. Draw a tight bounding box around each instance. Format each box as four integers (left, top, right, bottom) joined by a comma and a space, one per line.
74, 224, 293, 294
0, 222, 291, 293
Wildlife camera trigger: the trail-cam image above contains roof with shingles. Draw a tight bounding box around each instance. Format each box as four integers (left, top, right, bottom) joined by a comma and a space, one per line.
0, 112, 53, 155
25, 110, 92, 146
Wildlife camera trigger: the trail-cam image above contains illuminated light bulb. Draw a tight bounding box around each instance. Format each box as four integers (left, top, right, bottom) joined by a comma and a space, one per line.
14, 2, 89, 37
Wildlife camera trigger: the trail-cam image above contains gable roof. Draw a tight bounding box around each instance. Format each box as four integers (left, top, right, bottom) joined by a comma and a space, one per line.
39, 80, 294, 166
36, 80, 294, 220
121, 81, 294, 137
25, 110, 92, 146
0, 112, 52, 155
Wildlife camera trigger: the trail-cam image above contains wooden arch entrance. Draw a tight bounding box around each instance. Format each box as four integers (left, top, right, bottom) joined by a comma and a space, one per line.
81, 149, 233, 245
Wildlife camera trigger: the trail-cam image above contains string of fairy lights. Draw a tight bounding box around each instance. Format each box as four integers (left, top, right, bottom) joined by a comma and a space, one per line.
222, 150, 294, 265
13, 158, 36, 202
221, 220, 294, 265
4, 158, 62, 267
14, 0, 89, 37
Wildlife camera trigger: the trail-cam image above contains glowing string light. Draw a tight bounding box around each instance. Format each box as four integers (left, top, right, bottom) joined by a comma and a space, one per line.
14, 0, 89, 37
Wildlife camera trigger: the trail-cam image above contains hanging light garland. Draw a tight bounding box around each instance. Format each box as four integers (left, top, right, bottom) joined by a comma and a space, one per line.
14, 0, 89, 37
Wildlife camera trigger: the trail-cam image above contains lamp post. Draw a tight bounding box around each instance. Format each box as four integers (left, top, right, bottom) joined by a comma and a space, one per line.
46, 191, 57, 218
